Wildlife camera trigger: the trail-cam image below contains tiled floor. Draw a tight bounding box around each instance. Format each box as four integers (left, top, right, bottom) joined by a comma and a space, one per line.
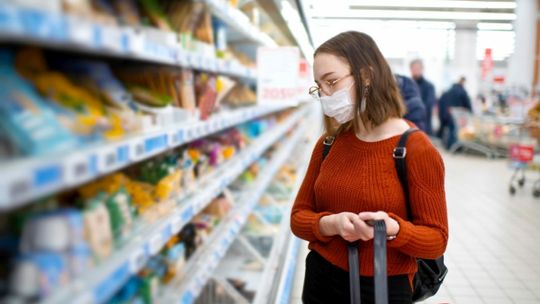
290, 152, 540, 304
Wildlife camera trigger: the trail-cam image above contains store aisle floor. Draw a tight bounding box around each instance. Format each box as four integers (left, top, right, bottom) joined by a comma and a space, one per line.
289, 152, 540, 304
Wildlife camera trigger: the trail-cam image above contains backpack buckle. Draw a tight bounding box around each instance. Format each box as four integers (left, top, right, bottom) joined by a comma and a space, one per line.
323, 136, 335, 146
393, 147, 407, 159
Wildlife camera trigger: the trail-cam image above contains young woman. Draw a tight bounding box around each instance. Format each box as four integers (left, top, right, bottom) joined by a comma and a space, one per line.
290, 31, 448, 304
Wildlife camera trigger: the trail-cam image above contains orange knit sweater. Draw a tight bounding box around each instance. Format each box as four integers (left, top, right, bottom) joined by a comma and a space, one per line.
291, 129, 448, 283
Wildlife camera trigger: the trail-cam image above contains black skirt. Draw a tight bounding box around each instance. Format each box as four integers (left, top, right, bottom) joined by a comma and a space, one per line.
302, 250, 412, 304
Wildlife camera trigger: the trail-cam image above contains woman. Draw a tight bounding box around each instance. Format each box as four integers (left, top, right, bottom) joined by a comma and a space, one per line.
290, 31, 448, 303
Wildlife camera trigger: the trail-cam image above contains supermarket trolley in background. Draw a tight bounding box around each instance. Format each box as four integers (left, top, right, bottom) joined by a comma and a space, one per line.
508, 143, 537, 196
449, 108, 500, 158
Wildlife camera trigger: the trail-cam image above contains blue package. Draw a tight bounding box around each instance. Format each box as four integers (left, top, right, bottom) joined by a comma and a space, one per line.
0, 50, 78, 156
11, 252, 68, 298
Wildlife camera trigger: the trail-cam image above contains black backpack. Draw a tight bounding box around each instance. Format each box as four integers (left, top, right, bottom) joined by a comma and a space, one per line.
321, 128, 448, 302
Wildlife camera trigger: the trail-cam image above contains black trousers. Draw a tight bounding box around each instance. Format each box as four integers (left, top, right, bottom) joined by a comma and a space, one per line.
302, 251, 412, 304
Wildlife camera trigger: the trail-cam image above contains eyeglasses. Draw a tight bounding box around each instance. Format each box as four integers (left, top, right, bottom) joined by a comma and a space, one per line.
309, 74, 352, 100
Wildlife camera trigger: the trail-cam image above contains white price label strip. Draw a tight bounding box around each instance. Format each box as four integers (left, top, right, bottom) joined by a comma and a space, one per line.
148, 233, 164, 255
68, 18, 94, 46
129, 247, 147, 273
65, 154, 91, 185
171, 216, 183, 234
101, 26, 122, 51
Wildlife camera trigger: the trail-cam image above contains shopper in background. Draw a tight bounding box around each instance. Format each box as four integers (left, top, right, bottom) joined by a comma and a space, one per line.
292, 31, 448, 303
410, 59, 437, 136
395, 74, 427, 132
437, 76, 472, 149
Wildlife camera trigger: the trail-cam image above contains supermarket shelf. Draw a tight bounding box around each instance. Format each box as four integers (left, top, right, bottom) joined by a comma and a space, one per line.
0, 103, 296, 210
204, 0, 278, 48
275, 235, 301, 304
253, 138, 312, 304
161, 121, 306, 304
39, 108, 305, 304
0, 4, 257, 79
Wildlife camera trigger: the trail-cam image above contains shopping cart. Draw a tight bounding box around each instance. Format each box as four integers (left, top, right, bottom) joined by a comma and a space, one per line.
508, 143, 535, 195
449, 108, 500, 158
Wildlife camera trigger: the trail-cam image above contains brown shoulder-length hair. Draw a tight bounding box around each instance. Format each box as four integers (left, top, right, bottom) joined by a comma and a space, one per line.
314, 31, 406, 135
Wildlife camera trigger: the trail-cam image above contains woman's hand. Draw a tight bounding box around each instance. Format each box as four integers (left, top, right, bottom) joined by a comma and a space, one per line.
319, 212, 375, 242
358, 211, 400, 238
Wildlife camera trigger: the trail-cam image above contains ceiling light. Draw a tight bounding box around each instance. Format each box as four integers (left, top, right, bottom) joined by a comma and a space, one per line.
310, 10, 516, 21
348, 0, 516, 10
477, 23, 513, 31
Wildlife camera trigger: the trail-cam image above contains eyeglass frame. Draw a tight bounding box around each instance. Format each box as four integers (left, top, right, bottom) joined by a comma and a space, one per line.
309, 74, 353, 99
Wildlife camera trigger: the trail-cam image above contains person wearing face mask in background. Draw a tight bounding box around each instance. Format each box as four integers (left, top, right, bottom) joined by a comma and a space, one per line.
291, 31, 448, 304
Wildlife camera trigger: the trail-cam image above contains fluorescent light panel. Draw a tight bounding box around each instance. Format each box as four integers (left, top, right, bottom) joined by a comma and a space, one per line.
477, 22, 513, 31
310, 9, 516, 21
349, 0, 516, 10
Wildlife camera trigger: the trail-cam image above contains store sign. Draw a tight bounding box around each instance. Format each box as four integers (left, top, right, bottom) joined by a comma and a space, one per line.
257, 47, 300, 104
482, 48, 493, 80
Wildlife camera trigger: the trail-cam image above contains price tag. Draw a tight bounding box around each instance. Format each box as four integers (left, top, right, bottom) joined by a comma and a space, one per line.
148, 233, 164, 255
206, 58, 214, 71
130, 141, 145, 161
116, 29, 130, 53
129, 247, 147, 273
116, 145, 129, 165
65, 154, 91, 185
196, 55, 204, 70
0, 6, 17, 33
177, 50, 188, 66
8, 178, 31, 203
101, 25, 122, 51
188, 53, 200, 69
171, 216, 183, 234
176, 129, 185, 144
144, 134, 168, 154
181, 205, 194, 222
186, 128, 193, 141
33, 164, 62, 189
19, 8, 48, 38
128, 29, 144, 55
99, 148, 117, 172
68, 17, 94, 46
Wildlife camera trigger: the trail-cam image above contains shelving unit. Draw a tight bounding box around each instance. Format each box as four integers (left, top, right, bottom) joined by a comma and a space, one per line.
39, 107, 306, 304
203, 0, 278, 48
0, 1, 315, 303
253, 143, 311, 304
0, 3, 264, 79
159, 117, 307, 304
0, 103, 296, 210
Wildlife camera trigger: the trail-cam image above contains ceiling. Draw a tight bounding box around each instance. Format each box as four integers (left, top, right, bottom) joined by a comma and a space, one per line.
306, 0, 516, 22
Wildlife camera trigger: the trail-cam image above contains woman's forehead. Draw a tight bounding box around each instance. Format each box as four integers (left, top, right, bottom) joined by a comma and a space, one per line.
313, 53, 350, 79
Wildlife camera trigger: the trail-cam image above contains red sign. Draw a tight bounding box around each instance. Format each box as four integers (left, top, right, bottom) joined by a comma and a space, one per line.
482, 48, 493, 80
509, 144, 534, 162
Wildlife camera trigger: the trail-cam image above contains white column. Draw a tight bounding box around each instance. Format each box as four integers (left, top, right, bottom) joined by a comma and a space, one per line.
453, 21, 479, 101
507, 0, 537, 93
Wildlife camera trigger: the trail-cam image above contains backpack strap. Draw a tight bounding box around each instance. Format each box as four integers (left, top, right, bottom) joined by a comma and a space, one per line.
322, 135, 335, 160
393, 128, 419, 220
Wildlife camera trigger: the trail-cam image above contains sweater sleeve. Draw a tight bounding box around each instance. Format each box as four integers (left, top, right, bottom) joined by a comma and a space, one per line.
290, 136, 334, 243
388, 133, 449, 259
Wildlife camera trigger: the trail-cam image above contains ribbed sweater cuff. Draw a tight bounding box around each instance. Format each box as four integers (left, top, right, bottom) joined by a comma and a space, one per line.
312, 212, 334, 242
387, 213, 414, 248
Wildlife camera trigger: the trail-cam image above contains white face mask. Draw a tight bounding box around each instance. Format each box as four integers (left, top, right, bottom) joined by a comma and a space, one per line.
319, 84, 355, 124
